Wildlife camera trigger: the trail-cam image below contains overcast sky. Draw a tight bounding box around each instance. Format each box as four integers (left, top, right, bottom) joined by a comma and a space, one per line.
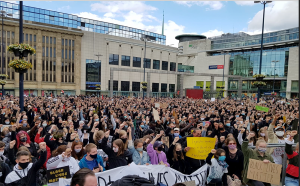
10, 1, 299, 46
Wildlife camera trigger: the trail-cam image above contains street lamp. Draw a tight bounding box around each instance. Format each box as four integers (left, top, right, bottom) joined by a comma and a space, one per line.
221, 51, 229, 95
140, 36, 151, 99
272, 60, 279, 93
254, 1, 272, 103
95, 53, 102, 97
1, 10, 12, 97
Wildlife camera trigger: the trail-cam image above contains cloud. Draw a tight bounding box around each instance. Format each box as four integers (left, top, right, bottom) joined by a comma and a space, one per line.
90, 1, 157, 14
175, 1, 224, 10
57, 5, 70, 11
247, 1, 299, 33
235, 1, 255, 6
201, 29, 224, 38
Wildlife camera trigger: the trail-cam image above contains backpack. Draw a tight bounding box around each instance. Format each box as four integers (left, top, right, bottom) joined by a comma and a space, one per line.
111, 175, 155, 186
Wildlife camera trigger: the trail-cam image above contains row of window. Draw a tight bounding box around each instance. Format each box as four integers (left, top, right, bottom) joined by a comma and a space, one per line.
108, 81, 175, 92
109, 54, 176, 71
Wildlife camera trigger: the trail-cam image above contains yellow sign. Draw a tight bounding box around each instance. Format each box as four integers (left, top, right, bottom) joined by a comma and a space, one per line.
247, 159, 282, 185
186, 137, 216, 160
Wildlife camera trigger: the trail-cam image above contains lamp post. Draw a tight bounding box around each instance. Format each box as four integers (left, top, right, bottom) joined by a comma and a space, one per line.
1, 10, 12, 97
140, 36, 151, 99
272, 60, 279, 93
95, 53, 102, 97
254, 1, 272, 103
19, 1, 24, 111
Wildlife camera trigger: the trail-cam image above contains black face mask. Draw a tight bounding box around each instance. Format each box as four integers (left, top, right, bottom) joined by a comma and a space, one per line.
176, 151, 181, 155
20, 137, 27, 142
19, 162, 29, 169
90, 154, 97, 159
121, 138, 127, 144
157, 146, 163, 151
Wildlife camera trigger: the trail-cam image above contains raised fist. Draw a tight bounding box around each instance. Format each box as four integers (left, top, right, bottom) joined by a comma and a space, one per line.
39, 142, 46, 150
211, 149, 216, 154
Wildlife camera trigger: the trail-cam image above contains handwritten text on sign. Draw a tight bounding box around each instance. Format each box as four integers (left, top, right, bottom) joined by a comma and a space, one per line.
47, 166, 71, 183
247, 159, 282, 185
186, 137, 216, 160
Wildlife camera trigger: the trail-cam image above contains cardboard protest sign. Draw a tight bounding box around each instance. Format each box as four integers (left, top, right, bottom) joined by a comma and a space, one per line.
182, 181, 196, 186
186, 137, 216, 160
161, 102, 169, 109
255, 105, 269, 112
247, 159, 282, 185
47, 166, 71, 183
151, 98, 155, 103
153, 108, 160, 121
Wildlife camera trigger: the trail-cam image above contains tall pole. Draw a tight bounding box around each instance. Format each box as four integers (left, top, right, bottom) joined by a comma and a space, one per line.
95, 53, 102, 97
223, 52, 225, 98
143, 40, 146, 100
273, 62, 275, 93
19, 1, 24, 111
1, 10, 4, 97
257, 2, 266, 103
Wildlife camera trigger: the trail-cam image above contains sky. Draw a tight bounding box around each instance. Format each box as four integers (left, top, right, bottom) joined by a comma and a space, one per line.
8, 1, 299, 47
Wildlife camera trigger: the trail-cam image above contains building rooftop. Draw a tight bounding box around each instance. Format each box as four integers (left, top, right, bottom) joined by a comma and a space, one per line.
0, 1, 166, 45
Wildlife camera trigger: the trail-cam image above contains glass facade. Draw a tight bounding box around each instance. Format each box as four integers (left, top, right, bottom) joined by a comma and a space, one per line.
178, 64, 194, 73
210, 27, 299, 50
0, 1, 166, 45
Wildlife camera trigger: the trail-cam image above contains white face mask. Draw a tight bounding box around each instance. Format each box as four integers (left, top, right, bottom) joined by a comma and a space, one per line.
113, 147, 119, 153
286, 135, 290, 138
248, 142, 253, 146
0, 151, 4, 155
275, 131, 284, 137
260, 133, 265, 137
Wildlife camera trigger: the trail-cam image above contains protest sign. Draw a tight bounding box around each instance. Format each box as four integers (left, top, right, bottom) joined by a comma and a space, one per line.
47, 166, 71, 184
247, 159, 282, 185
151, 98, 155, 103
161, 102, 169, 109
211, 98, 215, 102
59, 163, 208, 186
153, 108, 160, 121
255, 105, 269, 112
186, 137, 216, 160
155, 102, 160, 108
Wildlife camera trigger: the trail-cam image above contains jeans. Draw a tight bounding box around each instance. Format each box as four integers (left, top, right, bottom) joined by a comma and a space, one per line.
285, 176, 299, 186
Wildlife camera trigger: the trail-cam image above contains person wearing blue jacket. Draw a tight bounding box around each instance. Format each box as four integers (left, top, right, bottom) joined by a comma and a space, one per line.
128, 127, 151, 165
79, 143, 105, 173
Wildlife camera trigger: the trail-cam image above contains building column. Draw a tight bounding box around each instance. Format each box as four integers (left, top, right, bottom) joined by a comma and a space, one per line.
238, 78, 242, 98
147, 72, 150, 97
179, 74, 183, 98
210, 76, 215, 91
110, 69, 113, 97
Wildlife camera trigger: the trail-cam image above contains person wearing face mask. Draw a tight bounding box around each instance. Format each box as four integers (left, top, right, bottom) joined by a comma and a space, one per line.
71, 141, 85, 163
206, 148, 228, 185
101, 130, 132, 170
5, 142, 47, 186
79, 143, 105, 172
14, 131, 37, 158
218, 137, 244, 180
44, 126, 67, 152
242, 133, 274, 186
46, 145, 80, 186
285, 131, 299, 186
147, 134, 169, 166
267, 114, 292, 164
127, 127, 150, 165
167, 137, 186, 173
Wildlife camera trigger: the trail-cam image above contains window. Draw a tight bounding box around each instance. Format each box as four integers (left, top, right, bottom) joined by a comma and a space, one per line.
133, 57, 141, 67
109, 54, 119, 65
152, 83, 159, 92
121, 55, 130, 66
162, 61, 168, 70
161, 83, 167, 92
42, 36, 45, 43
153, 60, 160, 70
132, 82, 140, 91
144, 58, 151, 68
108, 80, 118, 91
62, 49, 64, 58
170, 62, 176, 71
121, 81, 130, 91
169, 84, 175, 92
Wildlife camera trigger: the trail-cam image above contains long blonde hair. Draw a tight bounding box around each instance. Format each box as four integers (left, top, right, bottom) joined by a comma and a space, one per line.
119, 130, 128, 149
172, 143, 184, 161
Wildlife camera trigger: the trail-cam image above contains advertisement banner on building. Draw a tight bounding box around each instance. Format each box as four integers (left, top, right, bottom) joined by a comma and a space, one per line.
209, 65, 224, 69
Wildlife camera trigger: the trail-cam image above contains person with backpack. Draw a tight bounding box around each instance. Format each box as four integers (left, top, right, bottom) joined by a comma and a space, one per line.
5, 142, 47, 186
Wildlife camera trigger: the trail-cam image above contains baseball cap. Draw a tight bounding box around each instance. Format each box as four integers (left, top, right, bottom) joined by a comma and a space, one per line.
153, 141, 163, 148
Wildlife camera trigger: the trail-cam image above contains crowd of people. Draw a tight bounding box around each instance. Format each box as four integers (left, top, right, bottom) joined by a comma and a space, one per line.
0, 95, 299, 186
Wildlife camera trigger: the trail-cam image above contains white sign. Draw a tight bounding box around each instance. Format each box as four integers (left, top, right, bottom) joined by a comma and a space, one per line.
59, 163, 207, 186
155, 103, 160, 108
211, 98, 215, 102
